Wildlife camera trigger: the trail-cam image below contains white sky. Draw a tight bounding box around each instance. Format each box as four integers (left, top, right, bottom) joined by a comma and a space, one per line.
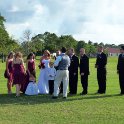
0, 0, 124, 44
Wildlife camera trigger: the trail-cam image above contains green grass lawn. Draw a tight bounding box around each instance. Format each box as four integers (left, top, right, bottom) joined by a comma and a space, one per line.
0, 57, 124, 124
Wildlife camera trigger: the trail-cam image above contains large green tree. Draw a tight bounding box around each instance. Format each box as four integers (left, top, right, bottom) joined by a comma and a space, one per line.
76, 40, 87, 53
0, 14, 20, 56
43, 32, 59, 52
59, 35, 77, 50
31, 33, 45, 55
0, 14, 9, 53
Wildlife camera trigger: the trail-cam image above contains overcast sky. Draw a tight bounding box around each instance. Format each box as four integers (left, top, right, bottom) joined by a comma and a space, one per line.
0, 0, 124, 44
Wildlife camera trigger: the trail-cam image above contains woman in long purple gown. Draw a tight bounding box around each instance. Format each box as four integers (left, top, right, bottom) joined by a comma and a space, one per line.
21, 53, 36, 93
13, 52, 25, 97
5, 52, 14, 94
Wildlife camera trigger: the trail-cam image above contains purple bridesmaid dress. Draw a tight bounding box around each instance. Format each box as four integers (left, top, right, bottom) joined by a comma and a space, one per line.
13, 63, 25, 85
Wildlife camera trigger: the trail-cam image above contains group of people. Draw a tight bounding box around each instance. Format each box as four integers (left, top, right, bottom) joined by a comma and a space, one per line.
5, 52, 37, 97
4, 45, 124, 98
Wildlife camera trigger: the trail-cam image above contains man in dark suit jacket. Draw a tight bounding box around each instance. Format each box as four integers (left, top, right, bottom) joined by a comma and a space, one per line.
68, 48, 79, 94
79, 48, 89, 95
117, 46, 124, 95
95, 46, 107, 94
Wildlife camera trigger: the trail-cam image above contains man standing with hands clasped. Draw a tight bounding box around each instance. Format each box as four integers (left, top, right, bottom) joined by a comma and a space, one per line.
79, 48, 89, 95
95, 46, 107, 94
53, 47, 70, 99
117, 46, 124, 95
68, 48, 79, 95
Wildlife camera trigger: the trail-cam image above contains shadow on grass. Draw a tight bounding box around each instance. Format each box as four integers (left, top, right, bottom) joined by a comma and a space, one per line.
0, 93, 123, 106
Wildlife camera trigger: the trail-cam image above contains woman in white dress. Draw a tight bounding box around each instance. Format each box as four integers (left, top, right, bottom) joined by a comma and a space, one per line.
37, 50, 51, 94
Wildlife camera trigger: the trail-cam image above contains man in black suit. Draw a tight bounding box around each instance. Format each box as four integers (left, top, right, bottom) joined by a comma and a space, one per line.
68, 48, 79, 94
95, 46, 107, 94
117, 46, 124, 95
79, 48, 89, 95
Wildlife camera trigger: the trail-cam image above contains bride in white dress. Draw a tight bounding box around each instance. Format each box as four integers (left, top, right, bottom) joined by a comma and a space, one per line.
37, 50, 51, 94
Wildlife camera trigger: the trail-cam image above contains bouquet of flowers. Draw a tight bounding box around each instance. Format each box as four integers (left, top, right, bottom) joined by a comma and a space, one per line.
38, 62, 45, 69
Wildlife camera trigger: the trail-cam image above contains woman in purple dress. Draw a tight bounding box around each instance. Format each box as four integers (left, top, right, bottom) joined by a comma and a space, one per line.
21, 53, 36, 93
26, 53, 36, 79
5, 52, 14, 94
13, 52, 25, 97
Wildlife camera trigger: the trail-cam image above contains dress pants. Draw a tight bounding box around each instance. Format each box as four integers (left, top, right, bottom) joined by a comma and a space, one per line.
97, 68, 106, 93
49, 80, 54, 95
69, 72, 78, 94
119, 73, 124, 94
81, 74, 88, 93
54, 70, 69, 97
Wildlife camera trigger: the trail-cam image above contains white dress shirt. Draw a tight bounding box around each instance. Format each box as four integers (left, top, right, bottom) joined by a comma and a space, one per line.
48, 67, 56, 80
54, 53, 65, 67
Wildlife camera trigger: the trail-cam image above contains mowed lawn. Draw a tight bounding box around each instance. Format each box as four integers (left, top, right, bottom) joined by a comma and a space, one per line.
0, 57, 124, 124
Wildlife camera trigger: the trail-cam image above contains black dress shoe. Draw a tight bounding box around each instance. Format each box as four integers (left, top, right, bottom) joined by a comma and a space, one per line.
99, 92, 105, 94
120, 92, 124, 95
94, 92, 99, 94
63, 97, 67, 99
52, 96, 58, 99
81, 93, 87, 95
80, 92, 87, 95
68, 92, 76, 95
80, 91, 83, 95
95, 91, 105, 94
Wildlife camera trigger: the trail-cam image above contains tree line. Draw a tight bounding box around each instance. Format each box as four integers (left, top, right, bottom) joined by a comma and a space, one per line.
0, 14, 124, 58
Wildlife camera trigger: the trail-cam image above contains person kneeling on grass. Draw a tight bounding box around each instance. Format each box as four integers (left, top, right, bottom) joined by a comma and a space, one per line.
25, 72, 39, 95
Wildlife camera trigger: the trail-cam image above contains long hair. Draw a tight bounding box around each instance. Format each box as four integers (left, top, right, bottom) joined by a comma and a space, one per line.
15, 52, 22, 59
44, 50, 50, 57
27, 53, 34, 60
7, 52, 14, 59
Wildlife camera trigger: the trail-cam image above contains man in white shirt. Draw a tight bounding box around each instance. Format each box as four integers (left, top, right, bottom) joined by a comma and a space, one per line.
53, 47, 70, 99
